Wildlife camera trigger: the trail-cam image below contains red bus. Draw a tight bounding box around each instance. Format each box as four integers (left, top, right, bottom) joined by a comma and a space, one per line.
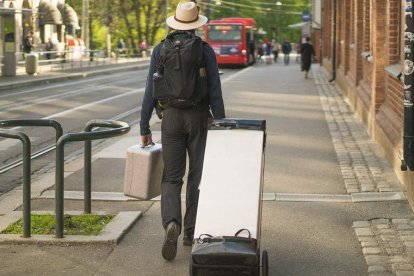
204, 18, 256, 66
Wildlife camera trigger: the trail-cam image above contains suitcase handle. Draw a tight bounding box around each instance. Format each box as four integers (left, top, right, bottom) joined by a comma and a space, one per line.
140, 142, 155, 149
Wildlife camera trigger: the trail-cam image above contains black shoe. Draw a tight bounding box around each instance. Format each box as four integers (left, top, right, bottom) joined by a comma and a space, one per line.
183, 235, 193, 246
162, 221, 180, 261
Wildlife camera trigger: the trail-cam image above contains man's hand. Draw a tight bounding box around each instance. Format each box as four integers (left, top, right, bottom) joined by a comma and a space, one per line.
141, 133, 153, 147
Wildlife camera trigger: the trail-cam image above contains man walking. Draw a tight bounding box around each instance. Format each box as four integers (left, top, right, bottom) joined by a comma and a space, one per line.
139, 1, 225, 261
282, 39, 292, 65
300, 36, 316, 78
23, 31, 34, 55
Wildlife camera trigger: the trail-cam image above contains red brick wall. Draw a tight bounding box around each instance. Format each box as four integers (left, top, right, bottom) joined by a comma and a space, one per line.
321, 0, 332, 69
320, 0, 414, 209
387, 0, 401, 64
321, 0, 410, 204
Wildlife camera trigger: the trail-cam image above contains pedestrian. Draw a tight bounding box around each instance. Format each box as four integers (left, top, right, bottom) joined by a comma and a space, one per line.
263, 38, 272, 64
256, 40, 264, 63
140, 39, 148, 57
139, 1, 225, 262
281, 39, 292, 65
300, 36, 316, 78
117, 38, 126, 56
23, 31, 34, 54
45, 38, 54, 60
271, 39, 280, 63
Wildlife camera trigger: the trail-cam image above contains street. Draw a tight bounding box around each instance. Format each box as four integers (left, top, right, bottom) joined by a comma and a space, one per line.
0, 61, 413, 275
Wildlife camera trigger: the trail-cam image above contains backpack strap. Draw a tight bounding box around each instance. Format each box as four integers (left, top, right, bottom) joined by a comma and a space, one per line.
157, 40, 166, 73
198, 40, 206, 68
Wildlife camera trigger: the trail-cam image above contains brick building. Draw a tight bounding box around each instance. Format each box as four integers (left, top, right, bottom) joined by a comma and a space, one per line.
319, 1, 411, 204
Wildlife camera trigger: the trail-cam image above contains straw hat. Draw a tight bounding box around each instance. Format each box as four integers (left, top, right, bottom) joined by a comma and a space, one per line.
166, 1, 208, 31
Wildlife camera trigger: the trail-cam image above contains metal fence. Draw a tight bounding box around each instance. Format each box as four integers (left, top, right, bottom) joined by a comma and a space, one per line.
15, 48, 149, 74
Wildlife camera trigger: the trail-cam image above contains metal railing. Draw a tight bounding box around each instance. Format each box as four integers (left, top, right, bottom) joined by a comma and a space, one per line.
16, 49, 149, 74
0, 119, 63, 238
55, 119, 130, 238
0, 119, 129, 238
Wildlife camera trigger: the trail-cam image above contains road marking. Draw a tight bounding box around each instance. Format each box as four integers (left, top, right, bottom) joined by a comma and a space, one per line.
43, 88, 144, 119
40, 190, 277, 201
221, 67, 253, 84
275, 192, 406, 202
276, 193, 352, 202
39, 190, 406, 203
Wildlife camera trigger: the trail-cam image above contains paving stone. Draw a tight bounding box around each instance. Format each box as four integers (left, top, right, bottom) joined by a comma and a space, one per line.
378, 228, 397, 235
376, 224, 391, 229
404, 242, 414, 248
353, 221, 371, 228
386, 248, 404, 255
401, 236, 414, 241
362, 241, 379, 247
392, 264, 414, 271
397, 224, 414, 230
393, 219, 411, 224
390, 256, 412, 263
365, 255, 388, 265
381, 235, 398, 242
363, 247, 382, 255
356, 228, 374, 236
368, 266, 387, 273
396, 271, 414, 276
359, 236, 378, 243
372, 219, 391, 225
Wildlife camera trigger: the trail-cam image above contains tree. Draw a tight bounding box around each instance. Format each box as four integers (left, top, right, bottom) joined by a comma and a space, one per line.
66, 0, 181, 53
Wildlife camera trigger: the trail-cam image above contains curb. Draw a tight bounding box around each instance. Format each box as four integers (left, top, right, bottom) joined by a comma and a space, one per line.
0, 211, 142, 245
0, 62, 150, 91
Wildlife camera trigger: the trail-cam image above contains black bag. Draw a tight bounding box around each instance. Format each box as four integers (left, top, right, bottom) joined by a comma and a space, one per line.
190, 229, 259, 276
153, 31, 208, 109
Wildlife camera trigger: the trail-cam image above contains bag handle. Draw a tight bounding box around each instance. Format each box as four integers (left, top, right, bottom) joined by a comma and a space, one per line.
197, 234, 213, 244
197, 229, 251, 244
234, 228, 251, 238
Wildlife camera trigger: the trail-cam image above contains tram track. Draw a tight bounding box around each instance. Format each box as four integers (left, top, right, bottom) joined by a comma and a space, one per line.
0, 106, 142, 175
0, 66, 242, 194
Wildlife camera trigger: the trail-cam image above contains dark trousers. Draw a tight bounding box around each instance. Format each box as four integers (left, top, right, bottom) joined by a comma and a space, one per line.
160, 106, 209, 237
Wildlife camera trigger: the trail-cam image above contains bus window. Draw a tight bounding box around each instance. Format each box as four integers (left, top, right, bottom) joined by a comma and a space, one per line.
208, 25, 241, 42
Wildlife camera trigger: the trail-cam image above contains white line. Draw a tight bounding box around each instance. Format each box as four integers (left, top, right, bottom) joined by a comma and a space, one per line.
221, 67, 253, 84
43, 88, 144, 119
40, 191, 276, 202
276, 193, 352, 202
351, 192, 406, 202
0, 70, 143, 99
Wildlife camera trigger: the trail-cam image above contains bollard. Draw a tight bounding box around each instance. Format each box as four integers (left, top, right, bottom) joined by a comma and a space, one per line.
0, 130, 31, 237
0, 119, 62, 238
55, 120, 130, 238
0, 119, 63, 142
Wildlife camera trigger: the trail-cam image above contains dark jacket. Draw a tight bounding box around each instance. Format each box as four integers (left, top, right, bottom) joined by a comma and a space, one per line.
140, 37, 225, 135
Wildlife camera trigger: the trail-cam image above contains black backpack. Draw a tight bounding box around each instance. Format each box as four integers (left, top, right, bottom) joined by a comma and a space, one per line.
153, 31, 208, 109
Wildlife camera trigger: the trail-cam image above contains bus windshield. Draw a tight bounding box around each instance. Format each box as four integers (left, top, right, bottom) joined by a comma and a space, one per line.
208, 25, 242, 42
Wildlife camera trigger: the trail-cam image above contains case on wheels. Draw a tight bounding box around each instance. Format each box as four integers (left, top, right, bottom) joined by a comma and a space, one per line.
123, 143, 163, 200
190, 119, 268, 276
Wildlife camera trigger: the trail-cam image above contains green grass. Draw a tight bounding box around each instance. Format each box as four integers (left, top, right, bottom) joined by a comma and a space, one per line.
1, 214, 115, 236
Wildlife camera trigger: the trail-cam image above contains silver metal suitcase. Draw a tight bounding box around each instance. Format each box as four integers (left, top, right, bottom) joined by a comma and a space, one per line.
123, 143, 163, 200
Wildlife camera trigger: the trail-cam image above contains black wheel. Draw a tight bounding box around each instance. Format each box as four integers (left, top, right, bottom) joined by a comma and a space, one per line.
261, 250, 268, 276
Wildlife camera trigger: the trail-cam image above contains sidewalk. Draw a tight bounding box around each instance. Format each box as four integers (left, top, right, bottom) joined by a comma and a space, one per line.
0, 60, 413, 275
